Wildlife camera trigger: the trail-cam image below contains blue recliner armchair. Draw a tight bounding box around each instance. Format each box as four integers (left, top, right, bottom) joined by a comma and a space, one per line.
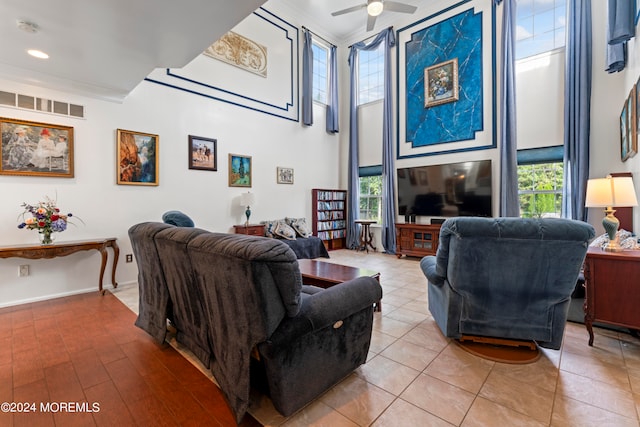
420, 217, 595, 350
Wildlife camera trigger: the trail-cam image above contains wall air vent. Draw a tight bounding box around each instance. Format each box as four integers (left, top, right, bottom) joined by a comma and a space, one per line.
0, 90, 85, 119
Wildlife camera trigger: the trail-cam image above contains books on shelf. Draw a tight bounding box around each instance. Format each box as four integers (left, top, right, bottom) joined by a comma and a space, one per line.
316, 229, 347, 240
316, 191, 346, 201
317, 220, 346, 231
312, 189, 347, 248
316, 201, 345, 211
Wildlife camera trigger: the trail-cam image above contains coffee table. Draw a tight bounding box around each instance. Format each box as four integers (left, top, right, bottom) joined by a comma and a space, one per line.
297, 259, 381, 312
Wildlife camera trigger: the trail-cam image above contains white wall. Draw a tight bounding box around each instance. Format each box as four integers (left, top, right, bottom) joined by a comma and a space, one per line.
0, 59, 339, 306
516, 49, 565, 150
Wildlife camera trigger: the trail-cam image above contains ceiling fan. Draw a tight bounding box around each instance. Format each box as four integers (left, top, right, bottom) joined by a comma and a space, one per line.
331, 0, 418, 32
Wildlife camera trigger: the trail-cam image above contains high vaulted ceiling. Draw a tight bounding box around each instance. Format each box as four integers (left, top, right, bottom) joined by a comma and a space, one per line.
0, 0, 266, 102
0, 0, 441, 102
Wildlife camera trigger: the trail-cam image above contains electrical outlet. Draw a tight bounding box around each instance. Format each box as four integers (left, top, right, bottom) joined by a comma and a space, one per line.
126, 254, 133, 263
19, 265, 29, 277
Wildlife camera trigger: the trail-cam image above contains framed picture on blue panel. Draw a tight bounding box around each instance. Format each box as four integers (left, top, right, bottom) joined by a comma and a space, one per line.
424, 58, 459, 108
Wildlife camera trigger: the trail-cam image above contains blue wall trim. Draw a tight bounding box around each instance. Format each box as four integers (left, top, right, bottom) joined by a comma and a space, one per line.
144, 7, 299, 122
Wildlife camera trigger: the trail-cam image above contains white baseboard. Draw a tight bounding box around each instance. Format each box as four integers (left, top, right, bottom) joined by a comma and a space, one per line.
0, 280, 137, 309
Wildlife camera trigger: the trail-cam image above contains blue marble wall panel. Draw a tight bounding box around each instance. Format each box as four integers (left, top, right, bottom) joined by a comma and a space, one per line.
406, 9, 483, 147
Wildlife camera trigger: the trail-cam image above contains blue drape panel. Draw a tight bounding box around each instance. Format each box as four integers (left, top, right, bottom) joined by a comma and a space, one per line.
347, 46, 361, 249
348, 28, 396, 251
497, 0, 519, 217
302, 30, 313, 126
563, 0, 592, 221
605, 0, 634, 73
381, 31, 397, 254
326, 45, 339, 133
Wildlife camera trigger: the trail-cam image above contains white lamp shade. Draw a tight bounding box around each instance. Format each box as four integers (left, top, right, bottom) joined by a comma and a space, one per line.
240, 192, 255, 207
367, 0, 384, 16
585, 176, 638, 208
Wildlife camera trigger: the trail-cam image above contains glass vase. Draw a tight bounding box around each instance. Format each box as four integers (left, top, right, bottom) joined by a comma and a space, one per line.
38, 230, 55, 245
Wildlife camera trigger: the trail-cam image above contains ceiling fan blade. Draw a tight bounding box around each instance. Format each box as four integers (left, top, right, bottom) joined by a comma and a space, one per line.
331, 4, 367, 16
383, 1, 418, 14
366, 14, 377, 31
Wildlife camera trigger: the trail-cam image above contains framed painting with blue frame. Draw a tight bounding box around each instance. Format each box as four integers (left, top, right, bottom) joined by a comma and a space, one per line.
396, 0, 497, 159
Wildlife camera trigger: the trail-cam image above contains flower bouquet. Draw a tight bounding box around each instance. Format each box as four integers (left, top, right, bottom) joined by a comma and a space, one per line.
17, 196, 79, 244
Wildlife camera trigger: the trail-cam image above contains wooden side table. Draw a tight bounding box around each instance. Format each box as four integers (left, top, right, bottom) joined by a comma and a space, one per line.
354, 220, 376, 253
233, 224, 265, 236
583, 247, 640, 346
0, 238, 119, 295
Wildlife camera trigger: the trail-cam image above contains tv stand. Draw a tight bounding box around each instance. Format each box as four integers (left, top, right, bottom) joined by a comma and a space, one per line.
396, 223, 441, 258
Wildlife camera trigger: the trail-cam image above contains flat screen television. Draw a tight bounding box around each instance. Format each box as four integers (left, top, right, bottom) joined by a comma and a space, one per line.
397, 159, 492, 218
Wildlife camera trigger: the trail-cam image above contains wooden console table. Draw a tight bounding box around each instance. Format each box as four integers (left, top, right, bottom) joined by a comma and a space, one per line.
396, 223, 442, 258
0, 238, 119, 295
583, 247, 640, 346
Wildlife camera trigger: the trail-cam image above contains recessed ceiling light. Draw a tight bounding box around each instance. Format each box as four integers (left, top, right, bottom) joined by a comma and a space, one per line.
27, 49, 49, 59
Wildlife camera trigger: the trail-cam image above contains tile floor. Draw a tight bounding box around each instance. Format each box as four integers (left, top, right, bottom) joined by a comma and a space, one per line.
113, 249, 640, 426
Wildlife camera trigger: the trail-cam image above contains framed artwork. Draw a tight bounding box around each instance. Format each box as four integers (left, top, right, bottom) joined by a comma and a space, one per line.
188, 135, 217, 171
621, 86, 637, 162
424, 58, 459, 108
229, 153, 252, 187
117, 129, 159, 185
277, 167, 294, 184
636, 76, 640, 149
0, 117, 74, 178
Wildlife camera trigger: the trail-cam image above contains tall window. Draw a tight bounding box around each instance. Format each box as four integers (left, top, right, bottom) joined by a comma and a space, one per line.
312, 41, 328, 104
357, 43, 384, 105
516, 0, 566, 60
517, 147, 564, 218
359, 174, 382, 222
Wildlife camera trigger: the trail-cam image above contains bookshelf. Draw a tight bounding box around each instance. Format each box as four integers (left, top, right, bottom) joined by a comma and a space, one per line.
312, 189, 347, 250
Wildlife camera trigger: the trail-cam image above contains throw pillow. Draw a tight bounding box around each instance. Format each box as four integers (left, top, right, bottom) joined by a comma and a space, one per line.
261, 220, 278, 238
273, 220, 297, 240
162, 210, 195, 227
286, 217, 312, 238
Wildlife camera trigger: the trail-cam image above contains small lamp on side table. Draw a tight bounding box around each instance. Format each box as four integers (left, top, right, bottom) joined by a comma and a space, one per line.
240, 192, 256, 226
585, 175, 638, 252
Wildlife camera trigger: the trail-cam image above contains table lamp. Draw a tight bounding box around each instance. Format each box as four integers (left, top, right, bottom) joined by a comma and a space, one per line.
585, 175, 638, 252
240, 192, 256, 226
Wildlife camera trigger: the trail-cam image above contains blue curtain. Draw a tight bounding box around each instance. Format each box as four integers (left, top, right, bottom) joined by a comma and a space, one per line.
348, 28, 396, 251
497, 0, 519, 217
380, 31, 397, 254
326, 45, 339, 133
302, 29, 313, 126
563, 0, 592, 221
605, 0, 634, 73
347, 45, 360, 249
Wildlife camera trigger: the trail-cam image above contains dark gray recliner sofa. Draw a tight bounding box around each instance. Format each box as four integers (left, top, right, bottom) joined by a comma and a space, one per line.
420, 217, 595, 350
129, 222, 382, 423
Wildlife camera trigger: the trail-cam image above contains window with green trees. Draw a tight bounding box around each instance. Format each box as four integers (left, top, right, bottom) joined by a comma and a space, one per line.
518, 161, 563, 218
359, 175, 382, 221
